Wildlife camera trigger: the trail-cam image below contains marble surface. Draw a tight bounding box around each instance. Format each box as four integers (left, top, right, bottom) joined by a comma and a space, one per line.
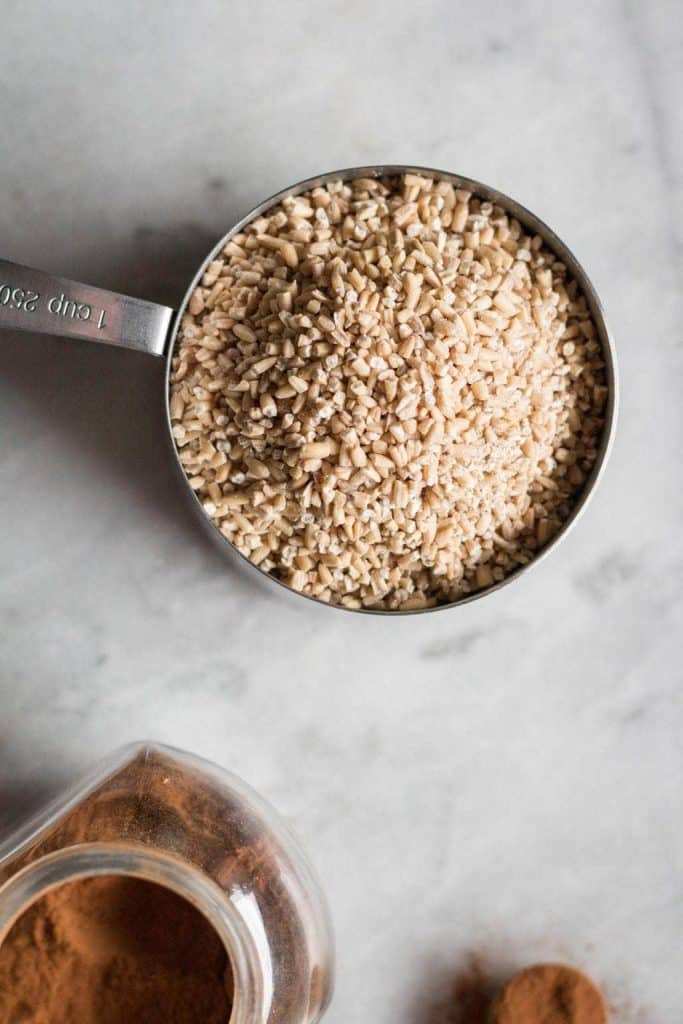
1, 1, 681, 1020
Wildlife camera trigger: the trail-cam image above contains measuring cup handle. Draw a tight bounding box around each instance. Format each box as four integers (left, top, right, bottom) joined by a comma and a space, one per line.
0, 258, 175, 356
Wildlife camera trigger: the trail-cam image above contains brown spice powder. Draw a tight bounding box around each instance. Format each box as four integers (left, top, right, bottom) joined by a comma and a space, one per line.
0, 748, 318, 1024
0, 875, 232, 1023
452, 960, 497, 1023
490, 963, 607, 1024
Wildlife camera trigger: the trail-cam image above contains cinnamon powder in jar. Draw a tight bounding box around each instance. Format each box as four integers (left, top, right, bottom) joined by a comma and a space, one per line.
0, 746, 325, 1024
0, 874, 233, 1023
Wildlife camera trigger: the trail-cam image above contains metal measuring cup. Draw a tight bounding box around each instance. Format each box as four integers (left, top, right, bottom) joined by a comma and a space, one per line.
0, 166, 618, 614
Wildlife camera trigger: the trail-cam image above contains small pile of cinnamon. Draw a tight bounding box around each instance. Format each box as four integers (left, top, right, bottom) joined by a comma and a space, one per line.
0, 875, 233, 1023
490, 963, 607, 1024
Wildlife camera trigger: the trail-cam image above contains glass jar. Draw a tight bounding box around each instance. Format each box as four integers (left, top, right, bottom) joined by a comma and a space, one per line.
0, 743, 334, 1024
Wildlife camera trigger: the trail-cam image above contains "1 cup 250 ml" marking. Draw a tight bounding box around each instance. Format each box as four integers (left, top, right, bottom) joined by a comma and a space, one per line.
0, 283, 107, 328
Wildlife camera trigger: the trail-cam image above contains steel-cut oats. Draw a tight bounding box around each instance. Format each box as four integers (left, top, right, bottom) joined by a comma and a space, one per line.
170, 174, 607, 610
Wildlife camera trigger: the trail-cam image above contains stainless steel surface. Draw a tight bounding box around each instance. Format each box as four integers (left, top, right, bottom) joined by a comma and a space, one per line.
0, 166, 618, 614
0, 258, 173, 356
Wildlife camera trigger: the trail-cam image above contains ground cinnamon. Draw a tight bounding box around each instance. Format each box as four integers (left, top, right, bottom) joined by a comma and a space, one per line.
490, 964, 607, 1024
0, 875, 233, 1023
0, 747, 318, 1024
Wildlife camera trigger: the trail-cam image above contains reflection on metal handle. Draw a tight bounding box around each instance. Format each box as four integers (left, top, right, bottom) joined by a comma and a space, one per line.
0, 258, 174, 357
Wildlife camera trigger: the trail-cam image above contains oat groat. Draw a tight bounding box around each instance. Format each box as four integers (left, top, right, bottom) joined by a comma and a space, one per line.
170, 174, 606, 610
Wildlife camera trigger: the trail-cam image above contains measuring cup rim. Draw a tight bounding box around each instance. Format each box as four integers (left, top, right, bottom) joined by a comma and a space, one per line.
161, 164, 618, 616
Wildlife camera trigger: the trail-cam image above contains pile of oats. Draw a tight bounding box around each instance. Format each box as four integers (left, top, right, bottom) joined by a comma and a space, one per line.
170, 174, 607, 610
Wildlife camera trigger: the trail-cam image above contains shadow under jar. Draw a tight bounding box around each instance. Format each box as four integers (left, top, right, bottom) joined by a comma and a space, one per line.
0, 166, 617, 613
0, 744, 334, 1024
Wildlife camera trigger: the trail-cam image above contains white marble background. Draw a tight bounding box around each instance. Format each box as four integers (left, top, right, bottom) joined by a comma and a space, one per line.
1, 1, 681, 1020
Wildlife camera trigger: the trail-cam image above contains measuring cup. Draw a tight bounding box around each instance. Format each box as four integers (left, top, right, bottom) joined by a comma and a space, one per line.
0, 165, 618, 614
